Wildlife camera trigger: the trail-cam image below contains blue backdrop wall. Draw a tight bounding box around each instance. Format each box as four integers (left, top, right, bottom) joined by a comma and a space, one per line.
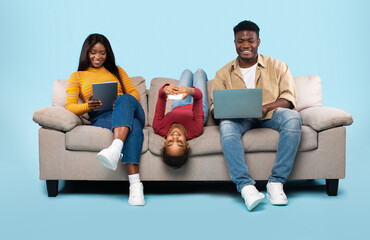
1, 0, 369, 239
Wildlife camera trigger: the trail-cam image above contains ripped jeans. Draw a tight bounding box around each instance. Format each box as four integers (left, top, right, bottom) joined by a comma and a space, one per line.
219, 108, 302, 192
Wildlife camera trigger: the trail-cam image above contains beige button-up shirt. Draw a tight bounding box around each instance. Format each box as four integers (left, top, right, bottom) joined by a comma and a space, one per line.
210, 54, 297, 120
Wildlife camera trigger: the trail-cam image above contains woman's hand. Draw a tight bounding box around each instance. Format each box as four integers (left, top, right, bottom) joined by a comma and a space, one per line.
179, 86, 195, 100
163, 84, 179, 95
88, 95, 102, 110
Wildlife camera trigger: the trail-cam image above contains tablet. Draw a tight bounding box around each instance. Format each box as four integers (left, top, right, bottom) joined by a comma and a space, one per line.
92, 82, 117, 111
213, 88, 262, 119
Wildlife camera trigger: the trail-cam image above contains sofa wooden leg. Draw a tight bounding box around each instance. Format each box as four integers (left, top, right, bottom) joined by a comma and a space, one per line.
46, 180, 58, 197
326, 179, 339, 196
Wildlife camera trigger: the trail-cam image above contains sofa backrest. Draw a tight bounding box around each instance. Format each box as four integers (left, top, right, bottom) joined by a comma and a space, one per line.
52, 76, 149, 126
52, 74, 323, 127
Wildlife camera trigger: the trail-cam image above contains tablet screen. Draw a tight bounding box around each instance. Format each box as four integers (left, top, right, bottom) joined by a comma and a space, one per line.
92, 82, 117, 111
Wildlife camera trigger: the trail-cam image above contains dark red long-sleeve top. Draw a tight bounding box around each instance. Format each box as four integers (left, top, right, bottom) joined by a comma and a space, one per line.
152, 84, 204, 140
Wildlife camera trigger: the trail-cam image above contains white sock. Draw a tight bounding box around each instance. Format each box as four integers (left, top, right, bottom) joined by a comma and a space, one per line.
111, 139, 123, 152
128, 173, 141, 186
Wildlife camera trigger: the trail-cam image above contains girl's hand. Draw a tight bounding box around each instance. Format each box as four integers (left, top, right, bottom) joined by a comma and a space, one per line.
163, 84, 180, 95
179, 86, 195, 100
87, 95, 102, 110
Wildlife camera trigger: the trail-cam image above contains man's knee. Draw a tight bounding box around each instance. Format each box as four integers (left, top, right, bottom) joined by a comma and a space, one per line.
280, 109, 302, 131
220, 120, 241, 138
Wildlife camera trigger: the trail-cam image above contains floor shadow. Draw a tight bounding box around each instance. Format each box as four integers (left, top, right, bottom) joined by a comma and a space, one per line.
58, 179, 329, 196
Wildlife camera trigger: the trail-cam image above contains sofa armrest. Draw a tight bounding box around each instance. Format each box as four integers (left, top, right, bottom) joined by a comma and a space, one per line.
299, 106, 353, 131
33, 106, 83, 132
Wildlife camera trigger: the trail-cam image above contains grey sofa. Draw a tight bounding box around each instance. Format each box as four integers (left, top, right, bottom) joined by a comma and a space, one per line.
33, 75, 353, 197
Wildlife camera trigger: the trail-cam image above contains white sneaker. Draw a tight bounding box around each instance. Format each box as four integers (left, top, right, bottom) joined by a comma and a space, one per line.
266, 181, 288, 205
128, 183, 145, 206
97, 146, 122, 171
241, 185, 265, 211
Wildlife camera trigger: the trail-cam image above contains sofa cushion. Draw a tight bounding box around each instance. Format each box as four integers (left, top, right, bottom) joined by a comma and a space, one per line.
300, 107, 353, 131
66, 125, 149, 153
33, 106, 82, 132
294, 75, 322, 111
52, 77, 147, 125
148, 125, 317, 156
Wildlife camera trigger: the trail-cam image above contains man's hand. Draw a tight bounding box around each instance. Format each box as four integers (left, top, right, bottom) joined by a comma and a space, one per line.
262, 99, 293, 116
178, 86, 195, 100
163, 84, 179, 95
262, 105, 268, 116
88, 95, 102, 110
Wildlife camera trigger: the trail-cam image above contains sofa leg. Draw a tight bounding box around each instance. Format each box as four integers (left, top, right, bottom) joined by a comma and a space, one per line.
46, 180, 58, 197
326, 179, 339, 196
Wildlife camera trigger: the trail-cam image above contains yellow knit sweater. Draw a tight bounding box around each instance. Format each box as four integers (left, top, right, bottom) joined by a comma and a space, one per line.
66, 66, 139, 115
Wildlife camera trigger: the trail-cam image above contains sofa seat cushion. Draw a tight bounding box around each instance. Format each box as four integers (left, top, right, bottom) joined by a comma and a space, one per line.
66, 125, 148, 153
148, 125, 317, 156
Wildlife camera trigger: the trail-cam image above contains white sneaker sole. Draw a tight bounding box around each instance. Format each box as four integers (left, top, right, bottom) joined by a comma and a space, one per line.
266, 193, 288, 205
246, 193, 265, 211
128, 199, 145, 206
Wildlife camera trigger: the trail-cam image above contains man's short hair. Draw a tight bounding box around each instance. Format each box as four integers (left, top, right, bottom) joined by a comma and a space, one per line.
233, 20, 260, 37
161, 147, 190, 169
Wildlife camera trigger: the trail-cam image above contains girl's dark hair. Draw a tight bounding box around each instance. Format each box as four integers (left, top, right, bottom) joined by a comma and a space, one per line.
161, 147, 190, 169
78, 33, 124, 92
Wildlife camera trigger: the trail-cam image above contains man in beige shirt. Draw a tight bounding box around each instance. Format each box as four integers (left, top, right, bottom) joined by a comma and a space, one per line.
211, 20, 302, 211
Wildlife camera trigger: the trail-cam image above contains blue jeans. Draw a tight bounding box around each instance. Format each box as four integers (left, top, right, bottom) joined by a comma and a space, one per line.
171, 69, 209, 124
88, 94, 145, 164
219, 108, 302, 192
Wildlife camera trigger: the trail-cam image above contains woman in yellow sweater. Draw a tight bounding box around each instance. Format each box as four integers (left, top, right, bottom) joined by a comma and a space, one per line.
66, 34, 145, 206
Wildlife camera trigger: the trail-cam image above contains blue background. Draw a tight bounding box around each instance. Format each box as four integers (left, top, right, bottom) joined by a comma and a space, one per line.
1, 0, 369, 239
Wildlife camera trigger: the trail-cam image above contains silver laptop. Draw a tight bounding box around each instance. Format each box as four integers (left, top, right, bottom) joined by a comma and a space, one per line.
213, 89, 262, 119
92, 82, 117, 111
